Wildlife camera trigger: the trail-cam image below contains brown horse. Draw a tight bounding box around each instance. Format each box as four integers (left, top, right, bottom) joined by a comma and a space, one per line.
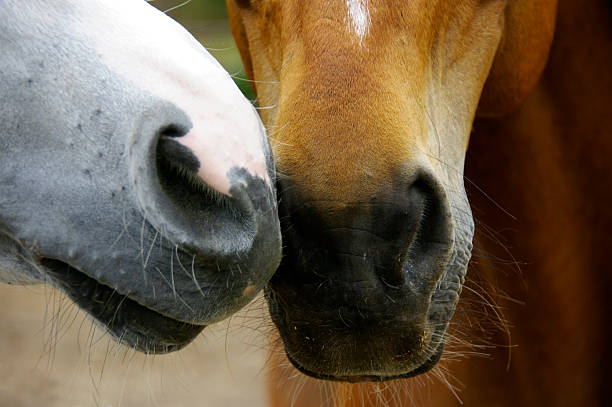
227, 0, 611, 405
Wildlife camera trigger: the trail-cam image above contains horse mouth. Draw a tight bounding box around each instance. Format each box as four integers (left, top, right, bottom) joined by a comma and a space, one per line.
283, 337, 446, 383
41, 258, 205, 353
266, 279, 454, 383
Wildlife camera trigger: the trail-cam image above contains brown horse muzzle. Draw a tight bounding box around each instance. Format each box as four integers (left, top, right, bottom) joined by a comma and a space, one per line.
267, 167, 457, 380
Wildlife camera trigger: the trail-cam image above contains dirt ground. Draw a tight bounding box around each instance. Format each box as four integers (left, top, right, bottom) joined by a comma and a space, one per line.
0, 284, 271, 407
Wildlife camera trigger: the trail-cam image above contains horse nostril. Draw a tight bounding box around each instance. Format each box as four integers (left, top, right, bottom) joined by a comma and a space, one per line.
362, 175, 447, 290
129, 111, 262, 261
406, 175, 454, 264
155, 124, 230, 211
148, 123, 258, 258
276, 168, 452, 296
386, 251, 408, 287
156, 125, 201, 179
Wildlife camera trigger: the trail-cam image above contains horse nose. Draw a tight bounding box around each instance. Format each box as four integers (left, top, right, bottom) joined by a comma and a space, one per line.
129, 104, 277, 261
278, 168, 453, 299
156, 124, 269, 199
267, 168, 455, 376
160, 120, 271, 198
326, 179, 434, 288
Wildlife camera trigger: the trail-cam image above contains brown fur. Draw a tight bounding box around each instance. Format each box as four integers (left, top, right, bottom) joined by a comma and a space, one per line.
227, 0, 511, 205
227, 0, 611, 405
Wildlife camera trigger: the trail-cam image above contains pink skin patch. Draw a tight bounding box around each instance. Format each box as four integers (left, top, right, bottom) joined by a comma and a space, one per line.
177, 128, 268, 196
74, 0, 270, 196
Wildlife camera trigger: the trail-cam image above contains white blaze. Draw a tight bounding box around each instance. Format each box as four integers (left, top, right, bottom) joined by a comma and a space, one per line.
346, 0, 371, 45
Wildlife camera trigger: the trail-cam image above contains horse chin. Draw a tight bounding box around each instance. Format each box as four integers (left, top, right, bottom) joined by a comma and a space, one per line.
284, 338, 445, 383
265, 224, 470, 382
264, 168, 472, 381
41, 258, 204, 353
265, 266, 462, 382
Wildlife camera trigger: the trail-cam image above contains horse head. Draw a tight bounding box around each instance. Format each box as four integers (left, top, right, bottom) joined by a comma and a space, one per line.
0, 0, 281, 353
227, 0, 556, 380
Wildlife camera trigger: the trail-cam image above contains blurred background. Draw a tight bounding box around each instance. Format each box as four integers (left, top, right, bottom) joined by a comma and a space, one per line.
0, 286, 270, 407
0, 2, 270, 406
153, 0, 255, 99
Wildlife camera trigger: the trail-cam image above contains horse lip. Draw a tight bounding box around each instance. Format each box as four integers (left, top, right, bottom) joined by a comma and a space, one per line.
42, 258, 194, 322
281, 335, 445, 382
284, 340, 445, 382
26, 188, 280, 326
268, 286, 449, 382
285, 352, 390, 382
40, 258, 206, 353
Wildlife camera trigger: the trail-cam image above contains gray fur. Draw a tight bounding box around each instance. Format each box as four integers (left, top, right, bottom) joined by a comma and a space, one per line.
0, 1, 281, 352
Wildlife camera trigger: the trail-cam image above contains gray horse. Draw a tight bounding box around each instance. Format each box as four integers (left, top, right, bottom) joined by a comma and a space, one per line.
0, 0, 281, 353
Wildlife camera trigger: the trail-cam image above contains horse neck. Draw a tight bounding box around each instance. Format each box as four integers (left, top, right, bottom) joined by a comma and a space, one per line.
461, 0, 612, 404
